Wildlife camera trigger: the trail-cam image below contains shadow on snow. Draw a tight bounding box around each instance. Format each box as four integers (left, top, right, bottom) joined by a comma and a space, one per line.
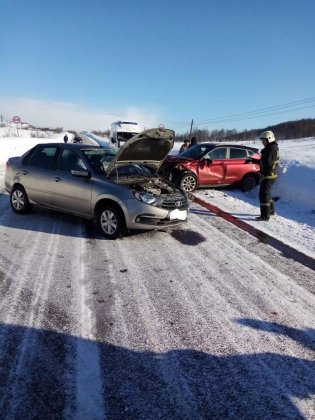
0, 320, 314, 419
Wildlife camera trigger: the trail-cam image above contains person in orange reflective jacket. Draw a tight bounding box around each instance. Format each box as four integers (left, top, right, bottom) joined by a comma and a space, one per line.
256, 130, 280, 221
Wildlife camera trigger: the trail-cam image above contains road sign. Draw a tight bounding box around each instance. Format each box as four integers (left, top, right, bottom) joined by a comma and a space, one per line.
13, 116, 20, 124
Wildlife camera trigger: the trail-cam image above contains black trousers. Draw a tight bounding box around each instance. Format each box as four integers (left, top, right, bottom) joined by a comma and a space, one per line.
259, 178, 275, 218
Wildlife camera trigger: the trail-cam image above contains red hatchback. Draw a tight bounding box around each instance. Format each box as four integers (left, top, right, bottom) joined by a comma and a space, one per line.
160, 143, 261, 192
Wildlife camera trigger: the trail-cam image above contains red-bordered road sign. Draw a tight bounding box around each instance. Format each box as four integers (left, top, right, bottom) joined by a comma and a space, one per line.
13, 115, 20, 124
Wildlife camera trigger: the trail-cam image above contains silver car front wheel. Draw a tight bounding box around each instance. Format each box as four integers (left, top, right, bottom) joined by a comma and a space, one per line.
97, 204, 125, 239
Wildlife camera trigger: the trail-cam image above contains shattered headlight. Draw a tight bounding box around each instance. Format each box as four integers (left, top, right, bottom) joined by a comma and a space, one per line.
133, 191, 159, 206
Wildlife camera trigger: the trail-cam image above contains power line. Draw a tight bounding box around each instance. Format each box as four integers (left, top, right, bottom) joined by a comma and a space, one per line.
194, 97, 315, 125
170, 96, 315, 130
196, 104, 315, 126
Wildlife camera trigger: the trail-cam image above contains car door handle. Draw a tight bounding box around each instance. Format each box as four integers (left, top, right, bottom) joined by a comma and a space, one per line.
52, 177, 62, 182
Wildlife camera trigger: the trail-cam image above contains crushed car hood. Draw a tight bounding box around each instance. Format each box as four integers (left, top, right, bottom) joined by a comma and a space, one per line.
165, 155, 194, 164
106, 127, 175, 175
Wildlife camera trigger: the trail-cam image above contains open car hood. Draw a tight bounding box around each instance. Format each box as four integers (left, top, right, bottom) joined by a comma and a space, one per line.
106, 127, 175, 175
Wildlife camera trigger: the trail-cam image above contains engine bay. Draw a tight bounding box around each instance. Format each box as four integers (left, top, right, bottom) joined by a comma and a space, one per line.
130, 178, 178, 196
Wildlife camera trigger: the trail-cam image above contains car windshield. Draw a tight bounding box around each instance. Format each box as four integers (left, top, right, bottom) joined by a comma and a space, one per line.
179, 144, 213, 160
83, 148, 117, 174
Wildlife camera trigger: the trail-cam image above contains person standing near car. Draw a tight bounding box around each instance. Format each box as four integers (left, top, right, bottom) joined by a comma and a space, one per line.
188, 136, 197, 148
63, 134, 68, 143
179, 139, 190, 153
256, 130, 279, 221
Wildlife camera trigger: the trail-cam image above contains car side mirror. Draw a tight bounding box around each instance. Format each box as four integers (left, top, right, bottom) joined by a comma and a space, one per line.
201, 157, 212, 164
71, 169, 90, 178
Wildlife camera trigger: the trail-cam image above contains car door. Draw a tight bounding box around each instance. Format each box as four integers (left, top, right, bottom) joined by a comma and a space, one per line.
21, 146, 58, 205
224, 147, 250, 184
50, 148, 92, 217
197, 147, 228, 185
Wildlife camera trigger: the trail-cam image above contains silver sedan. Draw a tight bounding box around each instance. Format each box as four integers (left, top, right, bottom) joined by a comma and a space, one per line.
5, 128, 189, 239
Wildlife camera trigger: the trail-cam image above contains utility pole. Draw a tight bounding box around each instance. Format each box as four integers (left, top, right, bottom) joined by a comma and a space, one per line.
0, 114, 4, 126
189, 119, 193, 138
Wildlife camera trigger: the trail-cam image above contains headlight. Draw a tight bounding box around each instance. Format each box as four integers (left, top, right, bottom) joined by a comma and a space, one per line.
133, 191, 158, 205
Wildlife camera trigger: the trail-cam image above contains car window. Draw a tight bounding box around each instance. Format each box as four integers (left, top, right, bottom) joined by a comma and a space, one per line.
208, 147, 227, 160
25, 146, 57, 169
229, 148, 248, 159
83, 148, 117, 174
179, 145, 212, 159
58, 149, 87, 172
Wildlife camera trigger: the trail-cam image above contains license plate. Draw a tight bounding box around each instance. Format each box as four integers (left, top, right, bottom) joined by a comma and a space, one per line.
169, 209, 187, 220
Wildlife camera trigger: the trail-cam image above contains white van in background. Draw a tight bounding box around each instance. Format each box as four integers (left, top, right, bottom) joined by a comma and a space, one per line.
110, 121, 143, 147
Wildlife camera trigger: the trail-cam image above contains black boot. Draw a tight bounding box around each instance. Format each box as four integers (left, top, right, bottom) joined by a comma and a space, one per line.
255, 216, 270, 221
256, 205, 270, 221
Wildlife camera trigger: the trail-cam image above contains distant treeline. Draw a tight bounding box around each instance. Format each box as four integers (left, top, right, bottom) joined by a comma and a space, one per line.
35, 118, 315, 142
175, 118, 315, 143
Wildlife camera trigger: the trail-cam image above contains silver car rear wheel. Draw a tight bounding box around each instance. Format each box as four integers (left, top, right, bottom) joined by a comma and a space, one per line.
180, 173, 197, 192
98, 204, 125, 239
11, 186, 31, 214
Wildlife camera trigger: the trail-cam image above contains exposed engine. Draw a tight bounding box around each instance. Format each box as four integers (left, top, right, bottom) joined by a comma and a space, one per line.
110, 165, 188, 209
130, 178, 177, 196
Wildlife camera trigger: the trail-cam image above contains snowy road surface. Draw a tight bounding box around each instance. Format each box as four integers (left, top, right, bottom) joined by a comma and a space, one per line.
0, 176, 314, 419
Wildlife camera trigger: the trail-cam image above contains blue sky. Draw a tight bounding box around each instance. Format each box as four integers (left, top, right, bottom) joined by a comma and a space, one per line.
1, 0, 315, 133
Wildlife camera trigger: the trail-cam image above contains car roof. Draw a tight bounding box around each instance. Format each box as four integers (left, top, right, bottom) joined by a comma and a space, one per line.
196, 143, 259, 152
201, 142, 258, 149
35, 143, 109, 150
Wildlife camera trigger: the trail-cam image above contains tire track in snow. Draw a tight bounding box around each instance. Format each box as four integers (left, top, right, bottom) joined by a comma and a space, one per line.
0, 196, 314, 417
80, 222, 315, 418
90, 234, 202, 418
0, 227, 69, 417
69, 234, 105, 420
